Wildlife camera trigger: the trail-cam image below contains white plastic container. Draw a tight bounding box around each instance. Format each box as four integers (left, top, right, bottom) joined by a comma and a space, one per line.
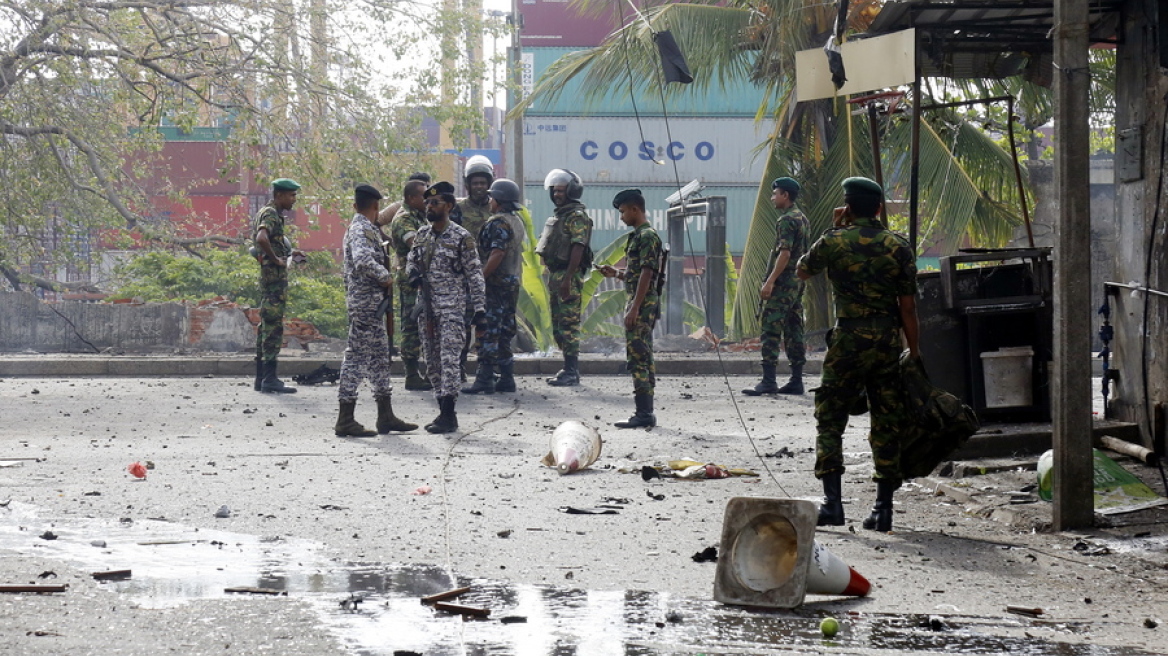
980, 346, 1034, 408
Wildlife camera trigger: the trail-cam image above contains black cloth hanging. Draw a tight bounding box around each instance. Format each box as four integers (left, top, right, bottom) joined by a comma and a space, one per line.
653, 30, 693, 84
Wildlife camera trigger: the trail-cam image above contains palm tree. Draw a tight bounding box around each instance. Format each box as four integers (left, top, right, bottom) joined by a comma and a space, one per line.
515, 0, 1041, 339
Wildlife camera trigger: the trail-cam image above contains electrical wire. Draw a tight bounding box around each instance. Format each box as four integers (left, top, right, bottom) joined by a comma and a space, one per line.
622, 2, 790, 495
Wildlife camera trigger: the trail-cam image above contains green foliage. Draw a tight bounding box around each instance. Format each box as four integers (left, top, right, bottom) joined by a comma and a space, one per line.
109, 249, 348, 338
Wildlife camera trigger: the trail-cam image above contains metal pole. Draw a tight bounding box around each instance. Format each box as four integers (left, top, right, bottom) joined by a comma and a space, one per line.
1007, 96, 1036, 248
1052, 0, 1094, 530
667, 209, 685, 335
506, 2, 523, 186
909, 69, 921, 255
868, 103, 889, 225
704, 197, 727, 336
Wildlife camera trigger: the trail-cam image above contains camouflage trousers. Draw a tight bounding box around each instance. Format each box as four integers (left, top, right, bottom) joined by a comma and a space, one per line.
420, 306, 468, 399
626, 297, 658, 395
478, 280, 519, 366
548, 268, 584, 357
814, 325, 905, 484
338, 306, 393, 403
256, 264, 287, 362
398, 284, 421, 363
760, 278, 806, 367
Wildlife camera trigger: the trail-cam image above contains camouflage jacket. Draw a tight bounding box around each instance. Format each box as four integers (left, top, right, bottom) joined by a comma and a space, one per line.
390, 206, 426, 282
624, 222, 663, 301
251, 202, 289, 259
406, 221, 486, 314
797, 216, 917, 320
769, 206, 810, 280
457, 197, 493, 241
343, 213, 392, 297
478, 211, 524, 285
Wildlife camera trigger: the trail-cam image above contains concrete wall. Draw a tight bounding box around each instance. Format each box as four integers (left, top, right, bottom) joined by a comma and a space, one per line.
0, 292, 187, 352
0, 293, 324, 353
1110, 0, 1166, 451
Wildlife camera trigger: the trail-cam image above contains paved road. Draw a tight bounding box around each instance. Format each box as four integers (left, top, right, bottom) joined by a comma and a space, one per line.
0, 374, 1164, 655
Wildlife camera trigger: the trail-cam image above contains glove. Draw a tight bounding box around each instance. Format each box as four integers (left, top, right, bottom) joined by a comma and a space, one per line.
472, 311, 487, 330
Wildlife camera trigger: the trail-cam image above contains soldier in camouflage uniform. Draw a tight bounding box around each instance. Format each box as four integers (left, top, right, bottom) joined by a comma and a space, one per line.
743, 177, 810, 396
390, 179, 432, 391
456, 156, 495, 381
797, 177, 920, 532
462, 178, 525, 395
406, 182, 487, 434
600, 189, 663, 428
334, 185, 417, 437
251, 177, 302, 394
538, 168, 592, 387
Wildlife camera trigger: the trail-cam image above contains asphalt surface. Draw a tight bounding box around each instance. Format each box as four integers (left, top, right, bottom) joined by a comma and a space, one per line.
0, 371, 1165, 655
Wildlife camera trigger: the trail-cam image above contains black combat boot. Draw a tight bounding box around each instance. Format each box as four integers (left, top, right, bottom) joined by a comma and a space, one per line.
375, 396, 416, 433
253, 357, 263, 392
862, 479, 898, 532
494, 360, 516, 393
462, 363, 495, 394
742, 363, 779, 396
817, 472, 845, 526
335, 400, 376, 437
426, 396, 459, 434
776, 364, 804, 395
260, 360, 297, 394
546, 355, 580, 387
403, 359, 432, 391
614, 392, 656, 428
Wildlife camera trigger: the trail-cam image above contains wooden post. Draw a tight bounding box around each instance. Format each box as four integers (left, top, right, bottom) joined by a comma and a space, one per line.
1052, 0, 1095, 530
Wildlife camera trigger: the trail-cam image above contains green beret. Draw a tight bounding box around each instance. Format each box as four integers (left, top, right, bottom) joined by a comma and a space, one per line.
424, 181, 456, 199
771, 177, 801, 193
842, 176, 883, 197
612, 188, 643, 209
271, 178, 301, 192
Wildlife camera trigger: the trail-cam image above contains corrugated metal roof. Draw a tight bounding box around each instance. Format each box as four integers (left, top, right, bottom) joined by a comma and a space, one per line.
866, 0, 1121, 80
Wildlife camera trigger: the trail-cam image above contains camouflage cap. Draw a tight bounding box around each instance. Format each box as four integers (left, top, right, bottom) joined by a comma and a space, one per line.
842, 176, 883, 198
272, 178, 301, 191
771, 177, 801, 193
612, 188, 643, 209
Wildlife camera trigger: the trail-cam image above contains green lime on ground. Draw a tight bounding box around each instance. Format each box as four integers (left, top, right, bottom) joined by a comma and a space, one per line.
820, 617, 840, 637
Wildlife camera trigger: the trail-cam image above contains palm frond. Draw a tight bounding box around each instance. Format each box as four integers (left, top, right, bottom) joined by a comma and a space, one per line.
581, 288, 630, 335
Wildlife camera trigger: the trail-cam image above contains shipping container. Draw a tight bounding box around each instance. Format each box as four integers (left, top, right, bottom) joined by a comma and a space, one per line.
523, 116, 774, 186
524, 47, 768, 118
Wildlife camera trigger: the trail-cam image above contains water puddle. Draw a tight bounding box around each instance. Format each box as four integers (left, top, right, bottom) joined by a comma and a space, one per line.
0, 502, 1154, 656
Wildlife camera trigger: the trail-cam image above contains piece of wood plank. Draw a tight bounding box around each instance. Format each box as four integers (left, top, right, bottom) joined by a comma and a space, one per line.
224, 586, 286, 596
0, 585, 67, 593
421, 586, 471, 605
433, 601, 490, 618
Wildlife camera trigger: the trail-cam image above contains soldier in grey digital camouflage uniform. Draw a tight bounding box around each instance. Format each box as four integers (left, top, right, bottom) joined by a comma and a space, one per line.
406, 181, 487, 434
334, 185, 417, 438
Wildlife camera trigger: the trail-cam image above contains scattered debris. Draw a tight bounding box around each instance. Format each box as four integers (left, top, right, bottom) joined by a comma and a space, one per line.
339, 593, 365, 611
0, 585, 67, 594
641, 466, 661, 482
412, 485, 432, 496
27, 630, 63, 637
541, 421, 603, 475
559, 506, 619, 515
421, 586, 471, 605
499, 615, 527, 624
36, 571, 56, 579
434, 601, 490, 618
645, 490, 665, 501
665, 610, 684, 623
496, 529, 512, 539
293, 365, 340, 386
691, 547, 718, 563
214, 505, 231, 518
92, 570, 131, 581
224, 586, 286, 595
926, 615, 946, 631
127, 462, 147, 479
1006, 605, 1044, 617
82, 491, 101, 496
765, 447, 795, 458
319, 504, 347, 511
38, 531, 57, 541
89, 540, 106, 548
676, 464, 733, 480
1145, 617, 1160, 629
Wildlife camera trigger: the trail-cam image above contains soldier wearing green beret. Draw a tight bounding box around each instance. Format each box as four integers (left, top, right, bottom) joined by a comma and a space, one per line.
797, 176, 920, 532
600, 189, 663, 428
251, 177, 303, 394
743, 176, 809, 397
